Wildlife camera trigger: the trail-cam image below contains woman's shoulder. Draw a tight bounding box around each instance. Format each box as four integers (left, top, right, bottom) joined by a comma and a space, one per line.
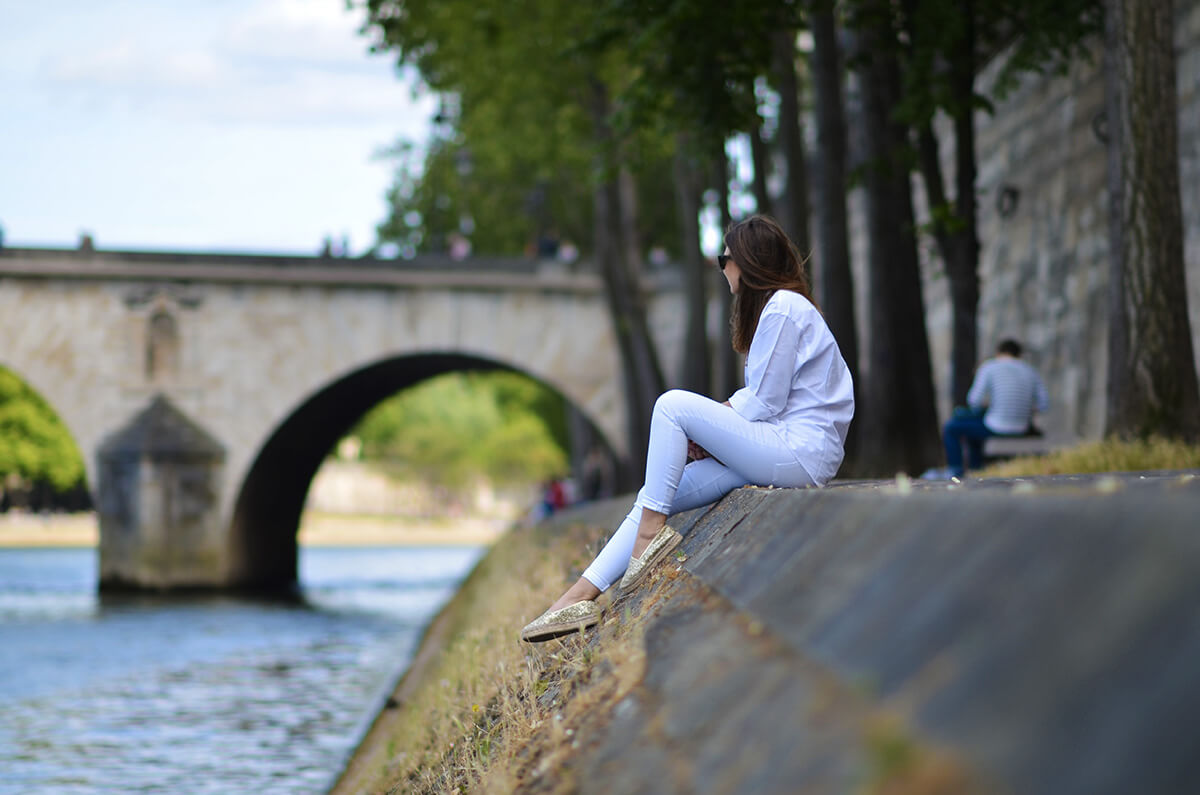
766, 289, 819, 319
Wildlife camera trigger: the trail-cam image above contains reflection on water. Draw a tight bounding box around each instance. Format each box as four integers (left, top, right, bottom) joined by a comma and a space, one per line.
0, 544, 484, 795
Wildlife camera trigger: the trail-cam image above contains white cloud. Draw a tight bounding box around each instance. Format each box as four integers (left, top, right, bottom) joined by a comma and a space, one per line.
46, 40, 223, 89
222, 0, 380, 66
205, 68, 434, 128
36, 0, 431, 128
0, 0, 433, 254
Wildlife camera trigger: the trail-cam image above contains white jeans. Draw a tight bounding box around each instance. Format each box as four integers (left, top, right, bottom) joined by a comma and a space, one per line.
581, 389, 817, 591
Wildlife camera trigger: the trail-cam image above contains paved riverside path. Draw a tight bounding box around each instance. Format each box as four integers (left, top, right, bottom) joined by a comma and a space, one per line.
556, 471, 1200, 794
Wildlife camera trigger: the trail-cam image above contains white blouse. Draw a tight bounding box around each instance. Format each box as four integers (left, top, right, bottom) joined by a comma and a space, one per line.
728, 290, 855, 484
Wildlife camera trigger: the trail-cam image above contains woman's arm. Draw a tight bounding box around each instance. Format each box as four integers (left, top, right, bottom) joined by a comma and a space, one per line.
727, 310, 801, 422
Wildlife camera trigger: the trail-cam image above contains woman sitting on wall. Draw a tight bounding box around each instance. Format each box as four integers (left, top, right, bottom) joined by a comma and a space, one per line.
521, 215, 856, 642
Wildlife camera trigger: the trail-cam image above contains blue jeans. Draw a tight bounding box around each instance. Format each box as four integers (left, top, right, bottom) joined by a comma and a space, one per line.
943, 410, 995, 477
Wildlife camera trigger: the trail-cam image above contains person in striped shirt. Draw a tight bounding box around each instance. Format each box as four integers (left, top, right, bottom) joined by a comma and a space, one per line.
942, 339, 1049, 478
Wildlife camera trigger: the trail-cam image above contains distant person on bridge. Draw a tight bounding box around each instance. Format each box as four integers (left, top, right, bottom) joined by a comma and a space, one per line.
521, 215, 855, 642
939, 338, 1050, 479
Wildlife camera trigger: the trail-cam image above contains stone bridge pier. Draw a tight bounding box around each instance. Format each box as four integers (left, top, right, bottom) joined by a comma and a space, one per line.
0, 249, 686, 591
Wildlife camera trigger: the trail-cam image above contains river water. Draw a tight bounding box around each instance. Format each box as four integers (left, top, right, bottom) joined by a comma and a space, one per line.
0, 543, 485, 794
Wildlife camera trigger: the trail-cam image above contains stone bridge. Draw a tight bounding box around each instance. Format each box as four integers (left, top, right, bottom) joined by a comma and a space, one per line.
0, 247, 685, 591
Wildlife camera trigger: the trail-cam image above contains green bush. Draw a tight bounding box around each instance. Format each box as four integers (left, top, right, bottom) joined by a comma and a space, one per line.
0, 366, 86, 491
351, 371, 568, 489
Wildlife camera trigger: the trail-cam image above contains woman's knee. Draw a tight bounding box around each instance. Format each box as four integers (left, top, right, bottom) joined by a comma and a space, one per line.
653, 389, 704, 420
654, 388, 689, 412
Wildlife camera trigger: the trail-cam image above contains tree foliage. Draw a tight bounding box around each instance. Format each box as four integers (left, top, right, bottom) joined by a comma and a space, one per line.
0, 366, 86, 492
590, 0, 784, 147
890, 0, 1102, 124
350, 371, 569, 489
363, 0, 682, 260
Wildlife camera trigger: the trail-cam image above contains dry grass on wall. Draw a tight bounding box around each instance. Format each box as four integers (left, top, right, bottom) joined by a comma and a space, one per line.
980, 436, 1200, 478
339, 511, 669, 795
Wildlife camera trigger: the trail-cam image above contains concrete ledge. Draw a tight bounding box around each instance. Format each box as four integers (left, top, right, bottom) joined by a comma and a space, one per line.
577, 472, 1200, 794
983, 434, 1052, 458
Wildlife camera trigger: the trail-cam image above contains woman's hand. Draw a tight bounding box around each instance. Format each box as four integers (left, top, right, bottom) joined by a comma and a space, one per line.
687, 440, 710, 461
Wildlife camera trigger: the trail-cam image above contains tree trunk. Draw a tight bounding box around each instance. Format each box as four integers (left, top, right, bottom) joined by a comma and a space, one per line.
589, 79, 668, 484
912, 3, 981, 408
748, 120, 773, 216
850, 31, 943, 476
618, 163, 644, 279
808, 0, 860, 472
672, 135, 711, 395
948, 8, 981, 407
770, 29, 811, 263
1102, 0, 1200, 440
711, 140, 741, 399
915, 124, 977, 408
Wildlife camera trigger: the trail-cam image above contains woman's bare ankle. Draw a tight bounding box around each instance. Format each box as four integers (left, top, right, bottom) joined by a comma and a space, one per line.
630, 511, 668, 560
546, 578, 601, 613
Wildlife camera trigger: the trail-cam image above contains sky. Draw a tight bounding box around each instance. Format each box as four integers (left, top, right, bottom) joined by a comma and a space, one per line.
0, 0, 435, 256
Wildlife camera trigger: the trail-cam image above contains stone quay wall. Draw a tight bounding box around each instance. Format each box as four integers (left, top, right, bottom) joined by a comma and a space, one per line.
338, 472, 1200, 794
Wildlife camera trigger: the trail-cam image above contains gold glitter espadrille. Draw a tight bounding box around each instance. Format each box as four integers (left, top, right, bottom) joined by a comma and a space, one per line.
520, 599, 601, 643
618, 526, 682, 592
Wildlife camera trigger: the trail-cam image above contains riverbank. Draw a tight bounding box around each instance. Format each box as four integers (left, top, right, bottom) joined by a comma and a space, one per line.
0, 511, 507, 548
330, 497, 630, 794
0, 512, 97, 546
299, 512, 506, 547
333, 471, 1200, 794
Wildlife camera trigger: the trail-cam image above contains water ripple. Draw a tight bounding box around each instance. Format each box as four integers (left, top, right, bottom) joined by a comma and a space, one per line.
0, 545, 483, 795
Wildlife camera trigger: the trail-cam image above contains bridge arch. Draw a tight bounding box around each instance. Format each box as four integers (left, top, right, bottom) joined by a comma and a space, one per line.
227, 352, 617, 590
0, 249, 686, 589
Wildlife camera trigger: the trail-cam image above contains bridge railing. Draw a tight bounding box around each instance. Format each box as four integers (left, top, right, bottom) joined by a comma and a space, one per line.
0, 246, 684, 292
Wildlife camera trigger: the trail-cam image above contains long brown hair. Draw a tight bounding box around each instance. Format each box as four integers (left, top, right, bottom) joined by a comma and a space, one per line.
723, 215, 813, 354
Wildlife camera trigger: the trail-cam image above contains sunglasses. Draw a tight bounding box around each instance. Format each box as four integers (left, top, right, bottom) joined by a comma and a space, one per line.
717, 254, 731, 271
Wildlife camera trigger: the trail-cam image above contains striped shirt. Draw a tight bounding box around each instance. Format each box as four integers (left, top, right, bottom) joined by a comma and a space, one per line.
967, 356, 1050, 435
